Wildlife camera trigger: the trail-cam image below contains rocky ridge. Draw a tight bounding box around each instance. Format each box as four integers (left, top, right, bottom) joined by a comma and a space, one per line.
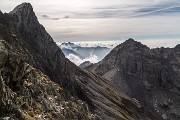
86, 38, 180, 120
0, 3, 160, 120
0, 40, 93, 120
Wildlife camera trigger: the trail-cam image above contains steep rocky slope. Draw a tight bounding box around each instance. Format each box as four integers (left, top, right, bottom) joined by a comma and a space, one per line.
0, 40, 93, 120
87, 38, 180, 120
152, 45, 180, 76
0, 3, 160, 120
79, 61, 93, 68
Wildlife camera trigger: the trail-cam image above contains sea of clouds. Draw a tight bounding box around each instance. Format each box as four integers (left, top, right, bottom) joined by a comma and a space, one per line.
58, 39, 180, 65
66, 52, 99, 66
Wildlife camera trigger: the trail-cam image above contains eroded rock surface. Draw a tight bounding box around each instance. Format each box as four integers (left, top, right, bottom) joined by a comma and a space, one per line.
0, 40, 94, 120
87, 38, 180, 120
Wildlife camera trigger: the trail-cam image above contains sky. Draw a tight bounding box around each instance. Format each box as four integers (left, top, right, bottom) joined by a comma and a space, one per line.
0, 0, 180, 46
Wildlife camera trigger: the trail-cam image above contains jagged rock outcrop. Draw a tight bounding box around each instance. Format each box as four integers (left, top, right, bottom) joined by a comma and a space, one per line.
152, 44, 180, 76
0, 40, 94, 120
86, 38, 180, 120
0, 3, 160, 120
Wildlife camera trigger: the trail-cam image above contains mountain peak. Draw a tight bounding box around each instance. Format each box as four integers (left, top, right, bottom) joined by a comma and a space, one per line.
8, 2, 39, 32
175, 44, 180, 50
124, 38, 141, 45
117, 38, 148, 51
9, 2, 33, 14
126, 38, 135, 42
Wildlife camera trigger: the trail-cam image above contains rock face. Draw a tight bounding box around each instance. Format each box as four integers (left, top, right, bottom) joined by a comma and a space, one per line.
0, 40, 93, 120
79, 61, 92, 68
0, 3, 159, 120
152, 45, 180, 77
86, 38, 180, 120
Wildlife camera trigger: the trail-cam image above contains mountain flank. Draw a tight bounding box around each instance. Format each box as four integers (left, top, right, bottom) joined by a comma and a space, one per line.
86, 38, 180, 120
0, 3, 160, 120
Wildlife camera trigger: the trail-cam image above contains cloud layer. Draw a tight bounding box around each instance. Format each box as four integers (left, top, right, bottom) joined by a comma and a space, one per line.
64, 39, 179, 65
66, 53, 98, 66
0, 0, 180, 43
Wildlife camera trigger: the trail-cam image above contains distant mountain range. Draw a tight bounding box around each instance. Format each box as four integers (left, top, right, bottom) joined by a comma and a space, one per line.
59, 42, 111, 65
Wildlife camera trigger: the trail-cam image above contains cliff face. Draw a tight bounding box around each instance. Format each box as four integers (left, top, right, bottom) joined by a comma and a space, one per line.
0, 3, 159, 120
5, 3, 66, 77
87, 38, 180, 120
152, 45, 180, 77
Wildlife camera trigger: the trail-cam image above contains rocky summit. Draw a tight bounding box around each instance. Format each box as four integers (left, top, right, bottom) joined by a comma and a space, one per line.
0, 3, 160, 120
86, 38, 180, 120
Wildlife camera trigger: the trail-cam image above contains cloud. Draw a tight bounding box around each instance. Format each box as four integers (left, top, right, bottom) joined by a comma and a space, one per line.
66, 53, 99, 65
64, 39, 180, 65
1, 0, 180, 19
41, 14, 60, 20
42, 15, 48, 18
88, 1, 180, 18
66, 54, 82, 65
1, 0, 180, 44
63, 15, 70, 19
130, 2, 180, 17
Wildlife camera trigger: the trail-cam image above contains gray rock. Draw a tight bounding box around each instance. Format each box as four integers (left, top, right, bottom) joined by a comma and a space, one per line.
0, 3, 160, 120
86, 38, 180, 120
79, 61, 92, 68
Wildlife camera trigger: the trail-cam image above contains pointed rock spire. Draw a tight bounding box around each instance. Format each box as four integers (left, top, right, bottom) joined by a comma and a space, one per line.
8, 2, 37, 28
9, 2, 33, 15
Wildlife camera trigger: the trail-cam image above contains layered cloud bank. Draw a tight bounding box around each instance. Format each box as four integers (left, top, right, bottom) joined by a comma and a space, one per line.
66, 53, 98, 66
1, 0, 180, 43
59, 42, 110, 65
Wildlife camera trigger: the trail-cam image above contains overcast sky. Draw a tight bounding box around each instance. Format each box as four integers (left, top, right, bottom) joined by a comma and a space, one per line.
0, 0, 180, 44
